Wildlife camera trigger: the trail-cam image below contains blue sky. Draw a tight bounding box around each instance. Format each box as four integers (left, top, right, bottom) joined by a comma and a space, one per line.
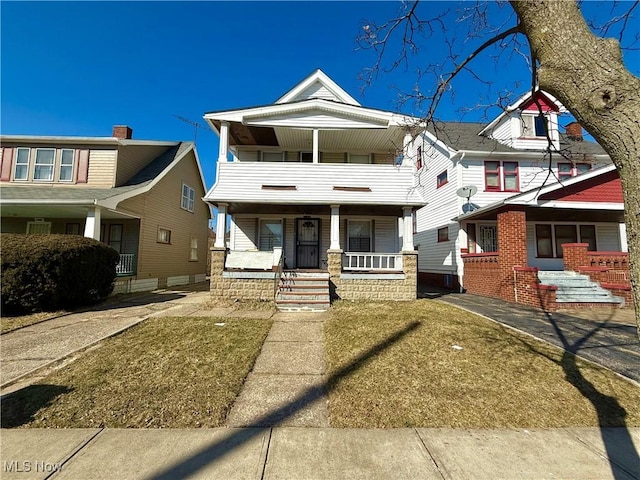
2, 1, 639, 189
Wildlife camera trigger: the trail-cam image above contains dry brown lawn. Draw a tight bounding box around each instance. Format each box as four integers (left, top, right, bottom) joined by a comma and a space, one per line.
1, 311, 65, 334
325, 300, 640, 428
1, 316, 272, 428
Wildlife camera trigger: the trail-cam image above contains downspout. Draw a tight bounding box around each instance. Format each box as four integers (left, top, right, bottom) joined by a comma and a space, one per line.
452, 151, 466, 293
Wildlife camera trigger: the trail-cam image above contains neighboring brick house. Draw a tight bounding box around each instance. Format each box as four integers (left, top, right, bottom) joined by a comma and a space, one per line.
0, 126, 211, 293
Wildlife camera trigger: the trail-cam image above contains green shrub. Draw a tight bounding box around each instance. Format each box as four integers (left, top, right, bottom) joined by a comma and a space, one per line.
1, 234, 119, 314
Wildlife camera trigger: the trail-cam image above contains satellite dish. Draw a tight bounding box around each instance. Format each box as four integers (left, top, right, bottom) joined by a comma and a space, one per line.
456, 185, 477, 199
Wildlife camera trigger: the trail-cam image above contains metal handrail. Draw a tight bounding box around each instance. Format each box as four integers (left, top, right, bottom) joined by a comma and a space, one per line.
273, 252, 284, 301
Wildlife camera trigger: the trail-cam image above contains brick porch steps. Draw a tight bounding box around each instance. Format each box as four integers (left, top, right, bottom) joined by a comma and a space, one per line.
276, 271, 331, 312
537, 271, 624, 306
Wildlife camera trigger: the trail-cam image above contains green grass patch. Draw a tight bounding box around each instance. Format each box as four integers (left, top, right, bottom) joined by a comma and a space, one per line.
325, 300, 640, 428
2, 316, 272, 428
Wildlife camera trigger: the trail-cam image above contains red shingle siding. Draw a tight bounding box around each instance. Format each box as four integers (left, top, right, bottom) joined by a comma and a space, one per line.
539, 170, 623, 203
520, 92, 559, 112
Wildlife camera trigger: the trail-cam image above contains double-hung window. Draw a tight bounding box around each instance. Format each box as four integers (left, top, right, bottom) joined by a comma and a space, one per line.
14, 148, 30, 180
190, 235, 198, 261
535, 223, 596, 258
59, 149, 75, 181
522, 114, 547, 138
258, 219, 282, 251
558, 162, 591, 179
436, 170, 448, 188
34, 148, 55, 181
182, 183, 195, 212
348, 220, 371, 252
484, 161, 519, 192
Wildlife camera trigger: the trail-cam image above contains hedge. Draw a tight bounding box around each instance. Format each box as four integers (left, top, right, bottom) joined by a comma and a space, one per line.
1, 234, 120, 314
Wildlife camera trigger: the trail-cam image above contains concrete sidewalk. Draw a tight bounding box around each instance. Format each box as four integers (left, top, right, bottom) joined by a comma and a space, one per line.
0, 286, 212, 394
1, 426, 638, 479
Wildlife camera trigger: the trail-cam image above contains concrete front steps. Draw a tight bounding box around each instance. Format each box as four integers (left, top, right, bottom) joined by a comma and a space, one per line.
276, 271, 331, 312
537, 271, 624, 306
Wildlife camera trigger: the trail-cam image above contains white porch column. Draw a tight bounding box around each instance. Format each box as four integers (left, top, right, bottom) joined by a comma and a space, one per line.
312, 129, 319, 163
214, 203, 227, 248
620, 222, 628, 252
330, 205, 341, 250
402, 206, 414, 251
218, 121, 229, 163
402, 130, 413, 167
84, 206, 101, 240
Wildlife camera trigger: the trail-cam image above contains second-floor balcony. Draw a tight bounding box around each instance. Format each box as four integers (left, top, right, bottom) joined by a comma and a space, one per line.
205, 162, 422, 210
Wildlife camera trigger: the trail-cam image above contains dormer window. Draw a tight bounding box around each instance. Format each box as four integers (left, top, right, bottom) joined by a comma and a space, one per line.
521, 114, 547, 138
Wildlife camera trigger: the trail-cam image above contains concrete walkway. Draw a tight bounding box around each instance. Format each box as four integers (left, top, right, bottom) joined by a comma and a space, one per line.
226, 312, 329, 427
435, 292, 640, 384
1, 426, 638, 479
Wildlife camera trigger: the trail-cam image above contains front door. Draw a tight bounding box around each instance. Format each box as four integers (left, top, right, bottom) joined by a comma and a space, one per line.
296, 218, 320, 269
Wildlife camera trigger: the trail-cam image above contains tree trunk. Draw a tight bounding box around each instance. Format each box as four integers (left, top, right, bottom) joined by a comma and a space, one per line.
511, 0, 640, 336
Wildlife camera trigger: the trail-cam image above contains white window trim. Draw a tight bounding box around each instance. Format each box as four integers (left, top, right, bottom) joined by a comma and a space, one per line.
59, 149, 75, 182
14, 147, 30, 181
189, 234, 198, 261
347, 219, 373, 252
181, 183, 195, 212
157, 227, 172, 244
26, 221, 52, 234
33, 148, 55, 182
258, 218, 283, 252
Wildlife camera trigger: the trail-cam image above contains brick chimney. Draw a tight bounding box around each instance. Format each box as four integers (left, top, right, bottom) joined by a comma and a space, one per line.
565, 122, 583, 141
112, 125, 133, 139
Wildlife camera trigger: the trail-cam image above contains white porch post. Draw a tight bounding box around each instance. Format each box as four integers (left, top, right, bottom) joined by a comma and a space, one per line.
214, 203, 227, 248
620, 222, 628, 252
402, 206, 414, 251
84, 206, 101, 240
312, 129, 319, 163
402, 130, 412, 167
218, 121, 229, 163
330, 205, 341, 250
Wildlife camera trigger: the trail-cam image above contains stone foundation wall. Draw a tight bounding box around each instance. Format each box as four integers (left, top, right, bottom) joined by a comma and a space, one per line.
211, 276, 274, 301
328, 250, 417, 301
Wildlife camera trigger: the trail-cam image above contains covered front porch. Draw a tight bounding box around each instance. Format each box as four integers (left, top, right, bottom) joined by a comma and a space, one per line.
209, 202, 419, 306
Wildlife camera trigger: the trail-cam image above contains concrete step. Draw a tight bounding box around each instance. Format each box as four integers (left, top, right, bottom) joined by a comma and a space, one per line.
281, 271, 329, 279
280, 281, 328, 289
538, 270, 624, 305
277, 293, 331, 302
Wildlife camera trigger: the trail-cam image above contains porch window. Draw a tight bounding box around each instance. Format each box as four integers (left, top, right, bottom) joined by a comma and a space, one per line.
348, 220, 371, 252
65, 223, 81, 235
437, 226, 449, 242
436, 170, 448, 188
299, 152, 314, 163
26, 221, 51, 234
484, 161, 500, 191
554, 225, 577, 258
59, 149, 75, 181
579, 225, 597, 251
181, 183, 195, 212
535, 224, 553, 257
348, 153, 371, 164
108, 224, 123, 253
190, 235, 198, 261
34, 148, 55, 181
14, 148, 30, 181
261, 151, 284, 162
259, 219, 282, 251
503, 162, 519, 191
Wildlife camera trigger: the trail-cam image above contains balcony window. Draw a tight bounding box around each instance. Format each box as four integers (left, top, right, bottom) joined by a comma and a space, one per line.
348, 153, 371, 164
34, 148, 55, 181
261, 151, 284, 162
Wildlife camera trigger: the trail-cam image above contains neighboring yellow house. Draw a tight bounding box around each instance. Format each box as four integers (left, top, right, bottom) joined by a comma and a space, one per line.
0, 126, 211, 293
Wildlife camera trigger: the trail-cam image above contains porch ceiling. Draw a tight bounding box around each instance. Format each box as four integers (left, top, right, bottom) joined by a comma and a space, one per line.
226, 202, 405, 217
1, 204, 139, 220
466, 206, 625, 223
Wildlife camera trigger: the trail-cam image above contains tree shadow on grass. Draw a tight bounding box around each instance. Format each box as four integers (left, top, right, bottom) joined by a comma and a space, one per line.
1, 384, 71, 428
527, 290, 640, 480
146, 321, 422, 480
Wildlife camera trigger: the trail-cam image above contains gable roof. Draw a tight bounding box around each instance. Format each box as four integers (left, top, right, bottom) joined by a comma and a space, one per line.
275, 69, 360, 105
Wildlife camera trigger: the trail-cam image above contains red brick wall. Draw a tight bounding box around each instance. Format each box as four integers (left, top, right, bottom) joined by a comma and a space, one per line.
514, 267, 557, 311
497, 208, 528, 302
562, 243, 589, 271
462, 254, 501, 298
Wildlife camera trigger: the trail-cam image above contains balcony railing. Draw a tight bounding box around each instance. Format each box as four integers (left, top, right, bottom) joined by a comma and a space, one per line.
343, 252, 403, 271
116, 253, 136, 276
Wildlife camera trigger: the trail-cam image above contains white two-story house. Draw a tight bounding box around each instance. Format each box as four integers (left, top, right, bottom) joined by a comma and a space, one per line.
204, 70, 427, 309
412, 90, 629, 308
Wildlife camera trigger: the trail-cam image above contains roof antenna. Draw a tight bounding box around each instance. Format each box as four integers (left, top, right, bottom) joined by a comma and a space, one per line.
173, 115, 205, 144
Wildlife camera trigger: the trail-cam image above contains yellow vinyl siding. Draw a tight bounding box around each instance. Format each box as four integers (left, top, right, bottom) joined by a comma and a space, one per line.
373, 152, 394, 165
119, 150, 209, 281
115, 145, 170, 186
322, 152, 345, 164
87, 149, 117, 186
